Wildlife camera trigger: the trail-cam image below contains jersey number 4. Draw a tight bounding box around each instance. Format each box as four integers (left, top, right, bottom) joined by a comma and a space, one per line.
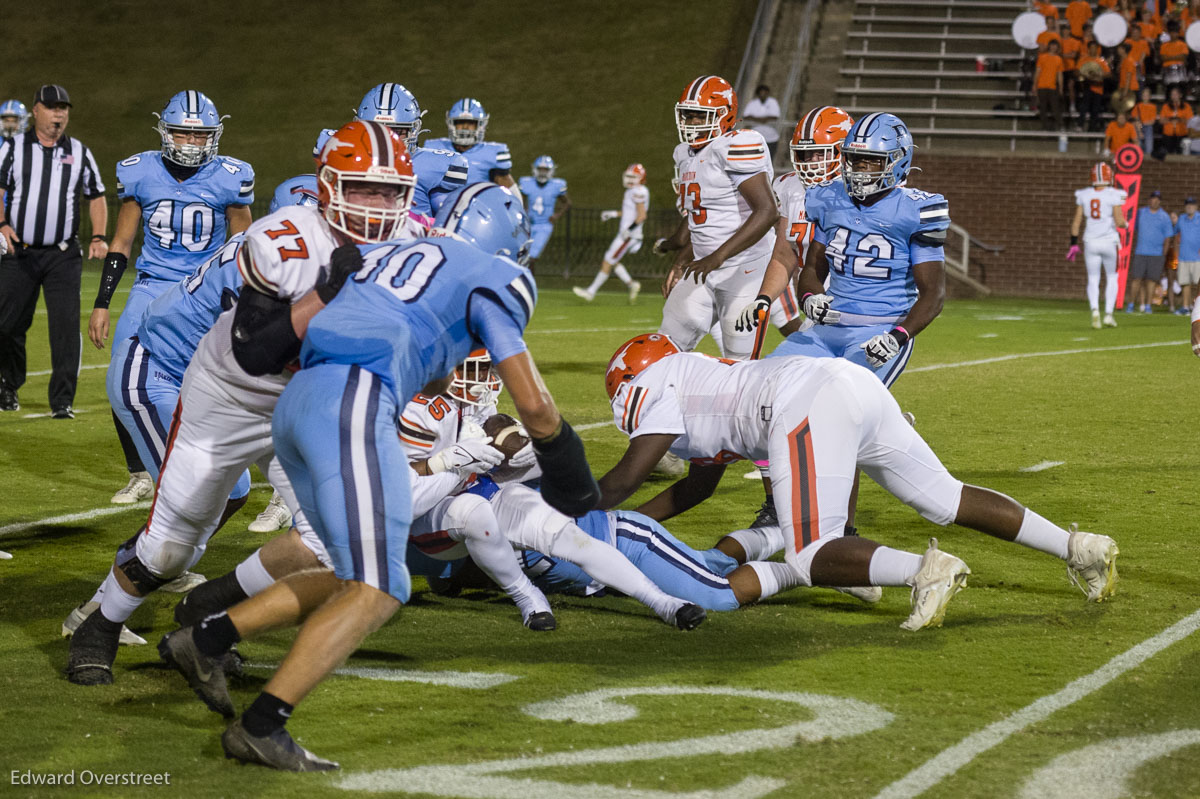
679, 182, 707, 224
826, 227, 894, 279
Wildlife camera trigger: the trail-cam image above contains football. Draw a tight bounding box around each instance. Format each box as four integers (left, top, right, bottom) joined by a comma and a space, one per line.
482, 413, 529, 467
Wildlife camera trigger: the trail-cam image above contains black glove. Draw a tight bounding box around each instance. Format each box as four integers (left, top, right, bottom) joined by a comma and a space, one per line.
317, 243, 365, 303
532, 418, 600, 516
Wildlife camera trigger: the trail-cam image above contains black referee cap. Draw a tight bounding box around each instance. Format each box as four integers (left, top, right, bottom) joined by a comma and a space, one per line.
35, 85, 71, 107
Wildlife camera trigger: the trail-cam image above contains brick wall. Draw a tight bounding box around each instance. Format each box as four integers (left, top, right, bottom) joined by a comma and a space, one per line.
905, 152, 1200, 298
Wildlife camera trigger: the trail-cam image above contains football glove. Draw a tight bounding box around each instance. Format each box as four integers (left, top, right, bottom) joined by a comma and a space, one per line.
427, 437, 505, 476
316, 243, 366, 303
509, 441, 537, 469
802, 292, 841, 324
860, 327, 910, 368
1066, 245, 1080, 261
652, 237, 670, 256
735, 295, 772, 332
600, 210, 619, 222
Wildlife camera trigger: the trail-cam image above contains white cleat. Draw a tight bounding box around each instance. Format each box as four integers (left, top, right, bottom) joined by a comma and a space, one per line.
572, 286, 594, 302
1066, 524, 1119, 602
628, 280, 642, 304
0, 549, 12, 560
111, 471, 153, 504
248, 491, 292, 533
1091, 311, 1102, 330
653, 452, 688, 477
1102, 313, 1117, 328
62, 601, 147, 646
901, 538, 970, 631
833, 585, 883, 603
160, 571, 207, 593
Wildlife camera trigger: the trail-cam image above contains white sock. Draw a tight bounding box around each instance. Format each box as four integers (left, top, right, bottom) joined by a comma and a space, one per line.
586, 270, 610, 294
747, 560, 804, 600
234, 549, 276, 597
1013, 508, 1070, 560
725, 526, 786, 561
546, 525, 683, 623
97, 569, 145, 624
87, 586, 105, 605
867, 547, 923, 586
451, 495, 552, 619
613, 264, 633, 285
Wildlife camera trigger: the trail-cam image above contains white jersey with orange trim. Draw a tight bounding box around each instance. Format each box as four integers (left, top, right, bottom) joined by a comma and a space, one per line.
398, 393, 495, 458
673, 129, 776, 268
619, 185, 650, 237
771, 171, 815, 264
1075, 186, 1127, 242
611, 352, 836, 464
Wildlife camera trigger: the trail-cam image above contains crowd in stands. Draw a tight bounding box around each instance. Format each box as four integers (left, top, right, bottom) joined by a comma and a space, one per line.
1029, 0, 1200, 157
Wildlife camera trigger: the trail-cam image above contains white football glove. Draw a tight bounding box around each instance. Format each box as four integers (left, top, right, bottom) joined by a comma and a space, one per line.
509, 440, 537, 469
735, 295, 772, 332
427, 436, 505, 476
652, 237, 670, 255
802, 293, 840, 325
600, 210, 619, 222
0, 233, 7, 257
860, 331, 904, 368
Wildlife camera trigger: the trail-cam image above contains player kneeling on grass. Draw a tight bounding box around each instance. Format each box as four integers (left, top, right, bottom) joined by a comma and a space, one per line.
597, 334, 1121, 631
156, 184, 600, 772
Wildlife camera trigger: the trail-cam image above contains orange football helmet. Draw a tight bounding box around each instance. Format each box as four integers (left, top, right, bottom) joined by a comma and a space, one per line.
675, 76, 738, 147
449, 349, 501, 407
791, 106, 855, 187
606, 333, 680, 400
317, 120, 417, 243
623, 163, 647, 188
1090, 162, 1113, 187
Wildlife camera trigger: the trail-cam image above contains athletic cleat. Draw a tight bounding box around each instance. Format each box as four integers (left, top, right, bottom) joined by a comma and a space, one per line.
158, 627, 235, 718
111, 471, 153, 504
248, 491, 292, 533
749, 497, 778, 529
222, 719, 339, 772
572, 286, 594, 302
160, 570, 207, 593
628, 280, 642, 304
653, 451, 687, 478
523, 611, 557, 631
66, 609, 121, 685
1066, 524, 1119, 602
1102, 313, 1117, 328
833, 585, 883, 603
1091, 311, 1101, 329
0, 386, 19, 412
62, 601, 147, 646
673, 603, 707, 631
901, 538, 970, 631
0, 549, 11, 559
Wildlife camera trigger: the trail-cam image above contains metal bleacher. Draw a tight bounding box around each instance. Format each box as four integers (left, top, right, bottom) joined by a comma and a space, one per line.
838, 0, 1105, 152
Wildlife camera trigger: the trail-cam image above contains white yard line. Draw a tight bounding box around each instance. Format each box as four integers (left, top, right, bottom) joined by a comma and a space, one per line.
906, 340, 1183, 374
526, 326, 646, 335
0, 502, 151, 538
245, 663, 520, 689
1019, 461, 1065, 473
873, 607, 1200, 799
27, 363, 107, 378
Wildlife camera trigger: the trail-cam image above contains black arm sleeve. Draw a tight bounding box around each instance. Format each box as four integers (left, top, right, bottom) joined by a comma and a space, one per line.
230, 289, 301, 376
532, 419, 600, 516
93, 252, 128, 309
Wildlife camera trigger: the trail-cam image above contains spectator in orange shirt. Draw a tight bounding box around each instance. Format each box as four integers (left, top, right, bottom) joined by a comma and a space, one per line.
1096, 0, 1116, 8
1123, 24, 1151, 70
1160, 23, 1189, 89
1036, 39, 1067, 129
1066, 0, 1094, 37
1161, 86, 1194, 154
1078, 41, 1112, 131
1117, 44, 1140, 93
1032, 0, 1060, 22
1037, 27, 1064, 52
1061, 28, 1085, 111
1105, 110, 1139, 153
1133, 86, 1158, 154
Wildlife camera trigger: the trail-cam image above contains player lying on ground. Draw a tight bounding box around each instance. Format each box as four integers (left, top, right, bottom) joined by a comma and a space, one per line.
597, 334, 1120, 631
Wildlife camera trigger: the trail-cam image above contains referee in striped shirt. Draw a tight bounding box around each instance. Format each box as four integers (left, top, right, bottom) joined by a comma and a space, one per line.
0, 85, 107, 417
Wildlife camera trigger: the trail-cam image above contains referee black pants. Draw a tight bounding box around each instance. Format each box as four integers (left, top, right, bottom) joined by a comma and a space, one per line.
0, 243, 82, 410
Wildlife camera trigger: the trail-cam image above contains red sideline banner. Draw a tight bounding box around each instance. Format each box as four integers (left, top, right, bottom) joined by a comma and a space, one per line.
1113, 144, 1144, 307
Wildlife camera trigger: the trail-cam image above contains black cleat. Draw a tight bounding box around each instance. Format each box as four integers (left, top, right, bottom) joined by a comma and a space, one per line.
66, 608, 121, 685
673, 603, 707, 631
749, 498, 777, 529
523, 611, 557, 632
0, 387, 19, 412
50, 405, 74, 419
158, 627, 235, 718
222, 719, 339, 772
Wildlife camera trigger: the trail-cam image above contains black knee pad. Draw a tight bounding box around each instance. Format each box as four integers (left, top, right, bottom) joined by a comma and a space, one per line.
115, 531, 171, 594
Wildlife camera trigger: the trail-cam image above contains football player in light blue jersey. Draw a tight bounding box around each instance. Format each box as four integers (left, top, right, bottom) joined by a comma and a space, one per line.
0, 99, 29, 137
161, 184, 600, 772
89, 91, 254, 504
766, 112, 949, 388
518, 155, 570, 272
267, 174, 318, 214
354, 83, 468, 218
424, 98, 516, 193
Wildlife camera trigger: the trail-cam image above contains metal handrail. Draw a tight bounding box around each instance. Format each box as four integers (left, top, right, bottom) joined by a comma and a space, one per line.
734, 0, 779, 101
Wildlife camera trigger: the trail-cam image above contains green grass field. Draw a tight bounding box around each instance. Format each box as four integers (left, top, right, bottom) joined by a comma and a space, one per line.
2, 276, 1200, 798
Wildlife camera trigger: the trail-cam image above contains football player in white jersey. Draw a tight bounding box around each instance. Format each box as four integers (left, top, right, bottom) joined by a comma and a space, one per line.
597, 334, 1121, 630
573, 164, 647, 303
1068, 162, 1127, 328
659, 75, 779, 361
66, 121, 423, 686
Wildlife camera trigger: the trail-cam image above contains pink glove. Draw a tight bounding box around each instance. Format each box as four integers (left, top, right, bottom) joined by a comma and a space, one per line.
1066, 245, 1081, 261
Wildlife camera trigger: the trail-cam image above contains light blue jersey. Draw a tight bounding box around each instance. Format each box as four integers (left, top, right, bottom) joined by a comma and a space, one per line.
807, 181, 949, 320
518, 176, 568, 225
520, 509, 739, 611
1134, 206, 1175, 256
300, 236, 535, 404
423, 138, 512, 184
137, 234, 244, 382
116, 152, 254, 282
411, 146, 469, 216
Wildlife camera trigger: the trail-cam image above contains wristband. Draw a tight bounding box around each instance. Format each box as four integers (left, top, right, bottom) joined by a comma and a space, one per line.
800, 292, 814, 304
755, 294, 771, 304
91, 235, 108, 243
1070, 235, 1079, 246
889, 326, 911, 346
93, 252, 128, 309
